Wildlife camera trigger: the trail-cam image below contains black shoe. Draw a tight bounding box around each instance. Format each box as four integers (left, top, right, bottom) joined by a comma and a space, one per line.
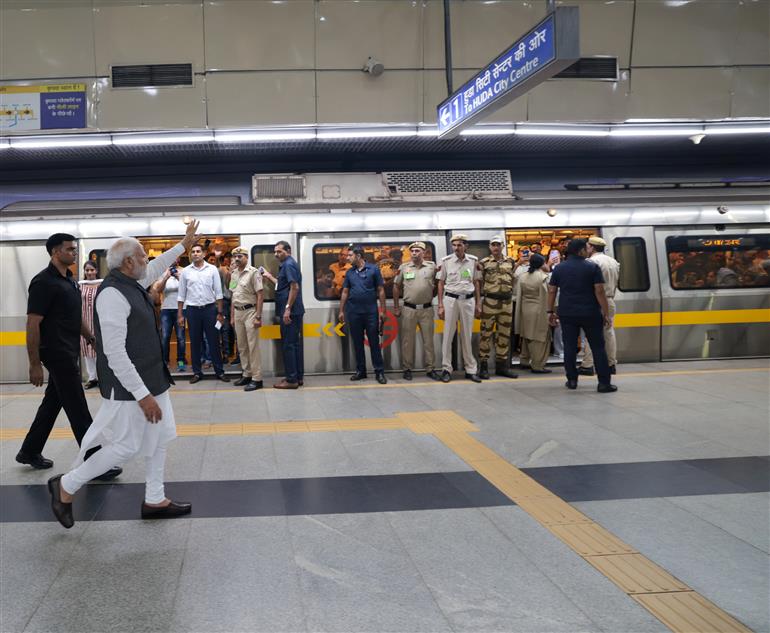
402, 369, 412, 381
440, 370, 451, 383
141, 500, 192, 520
93, 466, 122, 482
426, 370, 441, 381
478, 360, 490, 380
84, 379, 98, 390
189, 374, 203, 384
578, 366, 595, 376
16, 451, 53, 470
47, 475, 74, 529
244, 380, 263, 391
610, 365, 617, 375
350, 372, 367, 381
565, 379, 578, 390
495, 362, 518, 379
216, 374, 231, 383
376, 372, 388, 384
233, 375, 251, 387
298, 379, 304, 387
465, 373, 482, 383
597, 383, 618, 393
530, 368, 553, 374
519, 364, 531, 370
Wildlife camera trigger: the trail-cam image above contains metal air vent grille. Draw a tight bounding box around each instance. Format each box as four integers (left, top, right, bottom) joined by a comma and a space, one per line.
383, 170, 512, 195
555, 57, 618, 80
112, 63, 193, 88
252, 175, 306, 200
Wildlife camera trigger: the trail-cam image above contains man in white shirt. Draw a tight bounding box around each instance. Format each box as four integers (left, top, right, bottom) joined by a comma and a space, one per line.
177, 243, 230, 383
47, 221, 200, 528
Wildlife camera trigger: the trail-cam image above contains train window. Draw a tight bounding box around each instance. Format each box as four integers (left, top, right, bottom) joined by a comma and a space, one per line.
665, 234, 770, 290
312, 242, 436, 300
87, 250, 109, 279
613, 238, 650, 292
250, 245, 279, 302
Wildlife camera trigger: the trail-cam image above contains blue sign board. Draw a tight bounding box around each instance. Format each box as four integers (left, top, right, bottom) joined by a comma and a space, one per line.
41, 91, 86, 129
437, 7, 579, 138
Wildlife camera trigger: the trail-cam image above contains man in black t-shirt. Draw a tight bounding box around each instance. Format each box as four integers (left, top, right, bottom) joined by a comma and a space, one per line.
547, 239, 617, 393
18, 234, 121, 478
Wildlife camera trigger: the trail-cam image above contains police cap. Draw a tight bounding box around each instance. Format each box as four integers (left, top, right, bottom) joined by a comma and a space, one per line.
489, 235, 504, 244
588, 236, 606, 247
450, 233, 469, 244
408, 241, 426, 251
231, 246, 249, 256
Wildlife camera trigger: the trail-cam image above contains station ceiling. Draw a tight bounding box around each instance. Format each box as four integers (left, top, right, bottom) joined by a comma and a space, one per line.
1, 131, 768, 182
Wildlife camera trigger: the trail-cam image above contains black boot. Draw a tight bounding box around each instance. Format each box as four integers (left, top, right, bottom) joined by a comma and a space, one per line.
495, 361, 518, 379
478, 360, 490, 380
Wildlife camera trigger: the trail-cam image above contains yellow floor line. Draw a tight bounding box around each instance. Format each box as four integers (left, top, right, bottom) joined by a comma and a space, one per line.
0, 407, 754, 632
0, 366, 766, 399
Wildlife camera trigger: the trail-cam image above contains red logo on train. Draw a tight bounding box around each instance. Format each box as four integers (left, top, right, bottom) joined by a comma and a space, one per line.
364, 310, 399, 348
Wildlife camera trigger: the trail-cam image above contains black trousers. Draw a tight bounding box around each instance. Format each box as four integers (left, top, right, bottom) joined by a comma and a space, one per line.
346, 309, 384, 374
559, 314, 611, 386
21, 357, 97, 457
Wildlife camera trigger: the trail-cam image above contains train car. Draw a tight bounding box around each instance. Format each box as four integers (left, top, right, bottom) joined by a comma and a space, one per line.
1, 171, 768, 382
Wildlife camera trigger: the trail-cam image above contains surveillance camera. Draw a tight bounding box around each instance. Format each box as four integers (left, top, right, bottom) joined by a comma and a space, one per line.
717, 206, 729, 215
546, 208, 558, 217
362, 57, 385, 76
689, 133, 706, 145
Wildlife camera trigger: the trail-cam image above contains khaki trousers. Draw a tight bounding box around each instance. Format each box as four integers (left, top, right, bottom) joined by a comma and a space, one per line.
441, 296, 477, 374
520, 332, 551, 371
582, 298, 617, 368
233, 307, 262, 380
400, 306, 435, 371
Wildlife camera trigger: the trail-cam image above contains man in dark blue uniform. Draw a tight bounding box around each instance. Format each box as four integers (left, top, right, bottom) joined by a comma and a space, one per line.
338, 245, 388, 384
271, 240, 305, 389
547, 239, 617, 393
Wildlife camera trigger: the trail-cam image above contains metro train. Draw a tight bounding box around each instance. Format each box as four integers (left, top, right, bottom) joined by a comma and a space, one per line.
1, 171, 768, 382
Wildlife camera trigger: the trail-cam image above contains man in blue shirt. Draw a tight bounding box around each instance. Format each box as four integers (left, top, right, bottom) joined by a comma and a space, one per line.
266, 241, 305, 389
547, 239, 617, 393
338, 245, 388, 384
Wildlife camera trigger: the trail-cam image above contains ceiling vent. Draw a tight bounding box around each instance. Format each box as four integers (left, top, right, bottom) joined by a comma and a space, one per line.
111, 63, 193, 88
383, 170, 512, 197
555, 57, 618, 81
252, 175, 306, 202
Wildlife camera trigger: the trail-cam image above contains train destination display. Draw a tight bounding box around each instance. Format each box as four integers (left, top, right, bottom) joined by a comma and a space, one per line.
437, 7, 580, 138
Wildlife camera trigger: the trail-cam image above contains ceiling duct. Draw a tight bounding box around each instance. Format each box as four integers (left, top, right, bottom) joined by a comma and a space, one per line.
252, 175, 306, 202
111, 63, 194, 88
382, 170, 513, 198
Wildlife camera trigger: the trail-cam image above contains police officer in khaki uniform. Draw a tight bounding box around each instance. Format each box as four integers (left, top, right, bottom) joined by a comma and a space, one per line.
437, 234, 482, 383
580, 236, 621, 375
478, 235, 518, 379
229, 247, 264, 391
393, 242, 439, 381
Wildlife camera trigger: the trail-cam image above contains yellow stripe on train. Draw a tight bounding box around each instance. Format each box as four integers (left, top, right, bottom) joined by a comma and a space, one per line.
0, 308, 768, 345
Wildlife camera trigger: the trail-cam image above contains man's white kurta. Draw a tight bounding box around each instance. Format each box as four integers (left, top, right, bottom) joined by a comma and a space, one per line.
72, 243, 184, 467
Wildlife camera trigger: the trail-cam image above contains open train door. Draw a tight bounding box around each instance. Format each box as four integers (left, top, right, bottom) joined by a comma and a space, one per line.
601, 226, 661, 363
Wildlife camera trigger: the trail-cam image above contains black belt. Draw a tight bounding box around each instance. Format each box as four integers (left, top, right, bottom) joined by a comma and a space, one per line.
234, 303, 255, 311
404, 301, 433, 309
444, 292, 474, 300
484, 292, 513, 301
187, 302, 216, 310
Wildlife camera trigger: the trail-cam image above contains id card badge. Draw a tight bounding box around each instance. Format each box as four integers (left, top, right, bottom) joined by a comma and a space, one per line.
461, 268, 471, 280
404, 272, 416, 280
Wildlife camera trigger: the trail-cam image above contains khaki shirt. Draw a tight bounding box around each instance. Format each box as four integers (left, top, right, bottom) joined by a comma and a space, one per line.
590, 252, 620, 298
480, 255, 516, 297
438, 254, 481, 294
394, 260, 436, 305
230, 265, 263, 306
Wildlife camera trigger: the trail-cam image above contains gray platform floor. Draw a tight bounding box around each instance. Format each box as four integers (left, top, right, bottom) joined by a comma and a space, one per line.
1, 359, 768, 633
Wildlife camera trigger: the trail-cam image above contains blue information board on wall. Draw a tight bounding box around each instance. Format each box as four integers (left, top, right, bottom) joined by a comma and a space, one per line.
0, 84, 87, 131
437, 7, 579, 138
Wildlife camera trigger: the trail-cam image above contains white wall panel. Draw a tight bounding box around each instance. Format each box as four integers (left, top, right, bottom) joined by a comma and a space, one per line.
628, 68, 733, 120
93, 1, 205, 75
632, 0, 739, 67
316, 1, 422, 70
731, 68, 770, 118
317, 71, 420, 123
96, 76, 206, 129
0, 1, 96, 80
204, 0, 315, 71
528, 76, 629, 122
569, 0, 634, 69
207, 71, 316, 126
423, 0, 543, 70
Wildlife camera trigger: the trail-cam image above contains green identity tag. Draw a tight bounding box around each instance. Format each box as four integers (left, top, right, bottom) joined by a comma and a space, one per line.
461, 268, 471, 279
229, 279, 238, 290
404, 272, 415, 280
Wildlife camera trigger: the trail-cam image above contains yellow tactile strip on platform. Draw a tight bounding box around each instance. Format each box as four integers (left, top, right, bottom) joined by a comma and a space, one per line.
0, 409, 754, 632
